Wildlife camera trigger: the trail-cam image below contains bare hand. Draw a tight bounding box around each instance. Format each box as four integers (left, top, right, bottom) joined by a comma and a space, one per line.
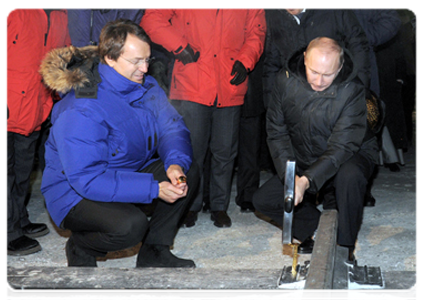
158, 181, 188, 203
294, 175, 310, 206
159, 164, 188, 203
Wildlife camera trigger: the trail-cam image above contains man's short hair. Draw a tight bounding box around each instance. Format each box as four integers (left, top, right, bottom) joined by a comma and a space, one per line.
305, 37, 345, 68
98, 19, 151, 64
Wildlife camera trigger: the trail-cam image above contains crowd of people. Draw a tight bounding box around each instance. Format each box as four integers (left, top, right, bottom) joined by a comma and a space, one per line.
7, 9, 415, 269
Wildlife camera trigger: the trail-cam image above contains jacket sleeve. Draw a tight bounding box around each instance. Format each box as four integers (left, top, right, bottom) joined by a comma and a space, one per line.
140, 9, 188, 54
53, 109, 159, 204
353, 10, 401, 47
236, 9, 267, 72
339, 10, 372, 88
303, 85, 367, 193
266, 73, 295, 181
262, 28, 283, 109
152, 86, 193, 172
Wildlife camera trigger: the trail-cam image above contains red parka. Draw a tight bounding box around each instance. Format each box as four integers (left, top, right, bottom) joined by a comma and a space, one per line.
141, 9, 266, 107
7, 9, 71, 136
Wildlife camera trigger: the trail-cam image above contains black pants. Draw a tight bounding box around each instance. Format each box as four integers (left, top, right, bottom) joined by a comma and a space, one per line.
62, 160, 199, 257
236, 114, 262, 206
253, 152, 375, 247
7, 131, 40, 242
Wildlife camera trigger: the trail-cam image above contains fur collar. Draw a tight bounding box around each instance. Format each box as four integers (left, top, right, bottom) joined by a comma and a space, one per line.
39, 45, 100, 94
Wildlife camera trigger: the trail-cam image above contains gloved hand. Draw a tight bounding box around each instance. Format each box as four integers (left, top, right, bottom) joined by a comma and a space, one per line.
175, 44, 200, 65
230, 61, 248, 85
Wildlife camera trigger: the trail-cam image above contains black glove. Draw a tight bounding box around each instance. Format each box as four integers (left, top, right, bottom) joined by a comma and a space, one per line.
230, 61, 248, 85
175, 44, 200, 65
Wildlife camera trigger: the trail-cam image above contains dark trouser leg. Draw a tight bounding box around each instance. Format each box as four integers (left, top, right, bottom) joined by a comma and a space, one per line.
236, 114, 262, 206
63, 200, 149, 257
333, 153, 374, 247
7, 131, 40, 242
171, 100, 211, 212
252, 174, 320, 242
209, 105, 241, 211
140, 160, 200, 245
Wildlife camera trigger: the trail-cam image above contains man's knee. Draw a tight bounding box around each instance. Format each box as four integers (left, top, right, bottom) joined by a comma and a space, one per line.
108, 209, 149, 244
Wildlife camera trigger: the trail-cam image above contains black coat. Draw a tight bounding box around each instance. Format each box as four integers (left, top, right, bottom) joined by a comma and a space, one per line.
263, 9, 371, 108
266, 48, 378, 193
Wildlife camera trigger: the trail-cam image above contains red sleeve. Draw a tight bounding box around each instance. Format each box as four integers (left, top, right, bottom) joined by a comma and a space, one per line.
140, 9, 188, 54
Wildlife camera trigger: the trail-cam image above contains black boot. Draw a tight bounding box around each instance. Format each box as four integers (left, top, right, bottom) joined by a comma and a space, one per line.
65, 236, 97, 267
8, 235, 41, 256
136, 244, 195, 268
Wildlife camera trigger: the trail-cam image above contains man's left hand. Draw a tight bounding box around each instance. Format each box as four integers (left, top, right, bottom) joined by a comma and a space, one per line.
294, 175, 310, 206
230, 61, 248, 85
166, 164, 188, 191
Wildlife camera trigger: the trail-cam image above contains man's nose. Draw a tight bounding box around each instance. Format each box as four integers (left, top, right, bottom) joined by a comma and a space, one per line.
138, 63, 148, 73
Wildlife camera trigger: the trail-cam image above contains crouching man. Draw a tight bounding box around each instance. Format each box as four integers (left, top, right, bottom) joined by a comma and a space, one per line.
40, 19, 199, 268
253, 37, 378, 260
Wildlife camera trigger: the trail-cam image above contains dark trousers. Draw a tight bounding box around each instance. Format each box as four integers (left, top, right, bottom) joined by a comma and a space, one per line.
62, 160, 199, 257
253, 152, 375, 247
236, 114, 262, 206
171, 100, 240, 212
8, 131, 40, 242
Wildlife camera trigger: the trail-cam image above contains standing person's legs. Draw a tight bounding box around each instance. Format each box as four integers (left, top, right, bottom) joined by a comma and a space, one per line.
208, 105, 241, 227
171, 100, 211, 220
334, 153, 375, 248
8, 131, 48, 255
236, 114, 262, 212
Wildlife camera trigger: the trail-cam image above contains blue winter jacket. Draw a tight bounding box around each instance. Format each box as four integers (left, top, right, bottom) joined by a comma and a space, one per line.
40, 58, 192, 227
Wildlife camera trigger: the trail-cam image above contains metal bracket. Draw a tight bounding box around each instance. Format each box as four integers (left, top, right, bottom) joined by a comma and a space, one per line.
278, 261, 310, 289
348, 261, 384, 289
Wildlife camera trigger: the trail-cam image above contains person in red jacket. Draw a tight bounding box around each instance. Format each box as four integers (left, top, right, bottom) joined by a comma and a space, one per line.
7, 9, 71, 255
141, 9, 266, 228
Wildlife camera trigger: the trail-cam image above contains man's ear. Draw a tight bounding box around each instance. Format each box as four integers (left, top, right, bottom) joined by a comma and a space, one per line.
104, 55, 115, 68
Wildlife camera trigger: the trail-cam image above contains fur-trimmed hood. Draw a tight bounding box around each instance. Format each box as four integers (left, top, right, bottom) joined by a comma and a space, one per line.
39, 45, 100, 95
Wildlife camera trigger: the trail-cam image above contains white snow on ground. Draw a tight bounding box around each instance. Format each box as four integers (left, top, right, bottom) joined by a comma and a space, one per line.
6, 291, 407, 300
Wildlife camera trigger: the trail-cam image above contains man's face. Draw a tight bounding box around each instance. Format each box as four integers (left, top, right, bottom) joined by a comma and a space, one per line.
304, 48, 342, 92
286, 9, 304, 15
105, 34, 151, 84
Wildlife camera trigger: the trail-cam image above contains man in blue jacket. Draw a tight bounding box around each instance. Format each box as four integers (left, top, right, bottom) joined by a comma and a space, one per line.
40, 19, 198, 268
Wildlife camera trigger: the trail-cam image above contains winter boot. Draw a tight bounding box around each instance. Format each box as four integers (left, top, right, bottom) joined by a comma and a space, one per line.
136, 244, 195, 268
65, 235, 97, 267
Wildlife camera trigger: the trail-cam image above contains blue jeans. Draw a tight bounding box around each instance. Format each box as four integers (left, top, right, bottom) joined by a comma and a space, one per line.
171, 100, 240, 212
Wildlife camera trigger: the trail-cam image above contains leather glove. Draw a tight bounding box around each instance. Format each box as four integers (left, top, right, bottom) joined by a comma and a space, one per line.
175, 44, 200, 65
230, 61, 248, 85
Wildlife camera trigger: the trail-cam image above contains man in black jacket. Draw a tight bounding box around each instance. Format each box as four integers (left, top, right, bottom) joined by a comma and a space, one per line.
263, 9, 371, 108
253, 37, 378, 261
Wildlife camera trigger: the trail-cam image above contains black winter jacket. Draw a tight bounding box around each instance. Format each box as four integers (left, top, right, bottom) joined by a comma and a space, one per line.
266, 48, 378, 193
263, 9, 371, 108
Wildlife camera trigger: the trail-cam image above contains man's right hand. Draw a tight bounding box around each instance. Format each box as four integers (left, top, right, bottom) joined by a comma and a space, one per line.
158, 181, 188, 203
175, 44, 200, 65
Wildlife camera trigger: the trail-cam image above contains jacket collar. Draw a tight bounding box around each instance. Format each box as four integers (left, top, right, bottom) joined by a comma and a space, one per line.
98, 63, 153, 102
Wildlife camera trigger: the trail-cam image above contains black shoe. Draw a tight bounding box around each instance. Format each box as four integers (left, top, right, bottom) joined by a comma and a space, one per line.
66, 236, 97, 267
364, 191, 376, 207
182, 211, 198, 228
8, 235, 41, 256
385, 163, 400, 172
22, 223, 50, 238
136, 244, 195, 268
240, 202, 255, 213
202, 202, 211, 213
345, 246, 356, 266
298, 236, 314, 254
211, 211, 232, 228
